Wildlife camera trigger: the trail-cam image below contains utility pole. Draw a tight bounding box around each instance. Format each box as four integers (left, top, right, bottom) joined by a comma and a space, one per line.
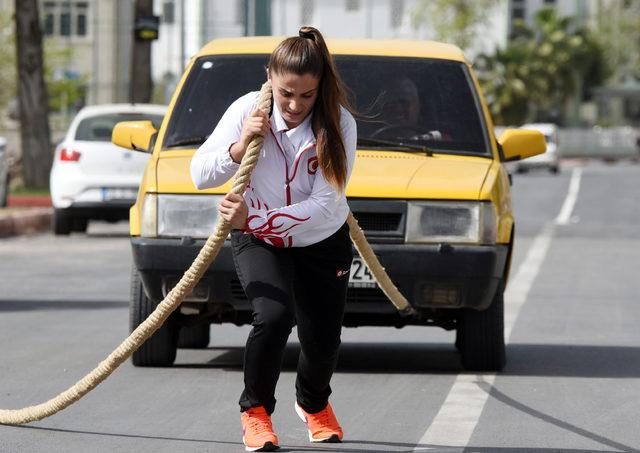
130, 0, 156, 103
14, 0, 52, 188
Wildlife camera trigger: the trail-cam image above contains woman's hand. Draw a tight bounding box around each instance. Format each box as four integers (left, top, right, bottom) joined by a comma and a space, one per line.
218, 193, 248, 230
230, 109, 270, 163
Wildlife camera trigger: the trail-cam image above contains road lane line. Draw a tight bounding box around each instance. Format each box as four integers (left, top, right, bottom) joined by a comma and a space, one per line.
413, 168, 581, 451
555, 167, 582, 225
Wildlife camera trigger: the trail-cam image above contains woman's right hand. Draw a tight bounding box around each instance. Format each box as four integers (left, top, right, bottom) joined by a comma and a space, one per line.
230, 109, 270, 163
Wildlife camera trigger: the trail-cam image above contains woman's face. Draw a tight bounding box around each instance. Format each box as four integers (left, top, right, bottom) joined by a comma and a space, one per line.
269, 71, 320, 129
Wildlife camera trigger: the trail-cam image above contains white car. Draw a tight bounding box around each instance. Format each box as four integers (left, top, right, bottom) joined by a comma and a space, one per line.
50, 104, 166, 234
515, 123, 560, 174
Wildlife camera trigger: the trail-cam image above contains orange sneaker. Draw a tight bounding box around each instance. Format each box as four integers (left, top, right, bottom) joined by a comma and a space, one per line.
241, 406, 279, 452
294, 401, 343, 443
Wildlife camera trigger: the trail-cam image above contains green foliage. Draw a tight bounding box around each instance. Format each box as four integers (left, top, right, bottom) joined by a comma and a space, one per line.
0, 14, 87, 117
44, 43, 88, 113
596, 1, 640, 83
475, 8, 609, 125
0, 11, 17, 115
411, 0, 500, 50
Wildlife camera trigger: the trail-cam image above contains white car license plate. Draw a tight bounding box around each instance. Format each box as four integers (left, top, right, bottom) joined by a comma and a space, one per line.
101, 187, 137, 201
349, 257, 377, 287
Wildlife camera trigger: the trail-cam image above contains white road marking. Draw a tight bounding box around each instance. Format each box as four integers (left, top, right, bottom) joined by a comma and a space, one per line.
555, 167, 583, 225
413, 167, 583, 451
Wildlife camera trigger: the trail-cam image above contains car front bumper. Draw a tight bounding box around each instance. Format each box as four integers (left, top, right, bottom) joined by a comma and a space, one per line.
131, 236, 509, 327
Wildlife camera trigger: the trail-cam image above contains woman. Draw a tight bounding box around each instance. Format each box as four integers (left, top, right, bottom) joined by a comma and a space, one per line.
191, 26, 357, 452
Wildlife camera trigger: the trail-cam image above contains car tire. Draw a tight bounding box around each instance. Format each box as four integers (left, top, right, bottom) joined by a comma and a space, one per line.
72, 217, 88, 233
0, 172, 8, 208
178, 323, 210, 349
130, 267, 178, 366
457, 282, 506, 371
549, 165, 559, 175
53, 209, 72, 235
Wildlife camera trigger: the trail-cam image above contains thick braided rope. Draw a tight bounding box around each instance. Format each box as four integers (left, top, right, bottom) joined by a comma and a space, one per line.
0, 80, 415, 425
0, 81, 274, 425
347, 213, 416, 316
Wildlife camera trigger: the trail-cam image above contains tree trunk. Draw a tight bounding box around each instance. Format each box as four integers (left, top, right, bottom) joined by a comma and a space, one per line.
130, 0, 154, 103
15, 0, 52, 188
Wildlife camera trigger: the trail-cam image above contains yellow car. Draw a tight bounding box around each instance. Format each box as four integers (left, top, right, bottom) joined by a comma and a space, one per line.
113, 37, 544, 371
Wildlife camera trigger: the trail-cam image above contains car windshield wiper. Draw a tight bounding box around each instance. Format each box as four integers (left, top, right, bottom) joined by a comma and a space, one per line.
166, 135, 209, 148
357, 136, 433, 156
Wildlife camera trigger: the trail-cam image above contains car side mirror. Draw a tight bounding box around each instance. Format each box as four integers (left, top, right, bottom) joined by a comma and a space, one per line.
498, 129, 546, 162
112, 121, 158, 153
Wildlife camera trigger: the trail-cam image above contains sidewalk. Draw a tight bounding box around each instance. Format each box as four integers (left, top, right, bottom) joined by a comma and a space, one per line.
0, 195, 52, 238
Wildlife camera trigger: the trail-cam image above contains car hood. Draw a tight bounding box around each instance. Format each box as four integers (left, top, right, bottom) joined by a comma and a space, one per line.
155, 149, 492, 200
347, 150, 492, 200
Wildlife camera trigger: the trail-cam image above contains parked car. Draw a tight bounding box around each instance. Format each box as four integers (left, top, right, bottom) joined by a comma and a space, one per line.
50, 104, 166, 234
113, 38, 545, 371
514, 123, 559, 174
0, 136, 8, 207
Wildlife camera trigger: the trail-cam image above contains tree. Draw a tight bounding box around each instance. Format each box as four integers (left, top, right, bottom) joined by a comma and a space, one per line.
0, 11, 16, 121
475, 8, 608, 125
15, 0, 52, 188
411, 0, 500, 50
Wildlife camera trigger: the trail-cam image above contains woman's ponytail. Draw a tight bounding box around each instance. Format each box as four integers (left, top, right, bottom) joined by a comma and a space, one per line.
269, 26, 354, 192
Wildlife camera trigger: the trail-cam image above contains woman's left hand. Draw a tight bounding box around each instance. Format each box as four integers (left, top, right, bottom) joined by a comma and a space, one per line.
218, 193, 248, 230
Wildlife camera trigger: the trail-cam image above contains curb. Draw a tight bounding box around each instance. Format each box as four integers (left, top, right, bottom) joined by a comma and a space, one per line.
0, 208, 52, 238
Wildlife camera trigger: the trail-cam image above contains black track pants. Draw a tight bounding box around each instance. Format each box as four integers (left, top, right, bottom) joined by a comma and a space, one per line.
231, 222, 353, 415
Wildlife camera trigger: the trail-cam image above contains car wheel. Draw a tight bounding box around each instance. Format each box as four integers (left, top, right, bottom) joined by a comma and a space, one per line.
52, 209, 72, 235
130, 267, 178, 366
178, 323, 210, 349
549, 165, 559, 174
71, 216, 88, 233
0, 173, 8, 208
457, 282, 506, 371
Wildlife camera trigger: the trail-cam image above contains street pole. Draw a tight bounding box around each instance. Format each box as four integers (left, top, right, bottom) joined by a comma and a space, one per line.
130, 0, 154, 103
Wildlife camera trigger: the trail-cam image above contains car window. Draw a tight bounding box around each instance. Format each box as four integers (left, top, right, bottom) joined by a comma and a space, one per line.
75, 113, 164, 142
163, 55, 490, 155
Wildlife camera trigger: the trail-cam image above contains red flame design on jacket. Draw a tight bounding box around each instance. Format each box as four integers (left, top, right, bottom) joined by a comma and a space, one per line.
245, 212, 310, 247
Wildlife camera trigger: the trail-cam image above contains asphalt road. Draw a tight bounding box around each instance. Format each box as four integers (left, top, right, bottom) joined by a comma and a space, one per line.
1, 160, 639, 453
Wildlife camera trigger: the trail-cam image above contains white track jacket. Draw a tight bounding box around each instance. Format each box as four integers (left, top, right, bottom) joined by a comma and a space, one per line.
191, 91, 357, 248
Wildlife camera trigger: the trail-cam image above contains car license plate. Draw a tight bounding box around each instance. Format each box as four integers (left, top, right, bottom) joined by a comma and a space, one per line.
101, 187, 138, 201
349, 257, 377, 287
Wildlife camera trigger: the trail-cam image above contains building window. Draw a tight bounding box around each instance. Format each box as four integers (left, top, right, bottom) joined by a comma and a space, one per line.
44, 13, 55, 35
162, 1, 175, 24
346, 0, 360, 11
76, 2, 88, 36
301, 0, 314, 24
60, 12, 71, 36
390, 0, 404, 28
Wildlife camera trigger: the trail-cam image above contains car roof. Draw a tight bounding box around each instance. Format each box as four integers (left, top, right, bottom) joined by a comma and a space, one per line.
197, 37, 467, 63
521, 123, 558, 134
75, 104, 167, 119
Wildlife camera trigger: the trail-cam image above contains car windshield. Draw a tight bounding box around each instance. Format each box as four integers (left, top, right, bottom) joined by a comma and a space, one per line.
163, 55, 490, 155
75, 113, 164, 142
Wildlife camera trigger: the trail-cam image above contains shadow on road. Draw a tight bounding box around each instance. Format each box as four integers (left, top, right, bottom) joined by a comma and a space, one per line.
3, 424, 625, 453
175, 342, 640, 379
0, 299, 128, 312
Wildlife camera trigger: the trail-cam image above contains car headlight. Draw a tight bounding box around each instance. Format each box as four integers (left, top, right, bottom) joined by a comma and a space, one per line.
405, 201, 496, 244
140, 193, 157, 238
141, 193, 223, 238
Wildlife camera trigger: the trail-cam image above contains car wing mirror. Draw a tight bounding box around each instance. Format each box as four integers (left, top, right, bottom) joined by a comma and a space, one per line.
498, 129, 546, 162
112, 121, 158, 153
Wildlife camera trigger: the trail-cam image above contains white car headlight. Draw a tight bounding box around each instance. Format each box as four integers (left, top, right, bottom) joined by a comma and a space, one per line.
140, 193, 157, 238
405, 201, 496, 244
157, 194, 224, 238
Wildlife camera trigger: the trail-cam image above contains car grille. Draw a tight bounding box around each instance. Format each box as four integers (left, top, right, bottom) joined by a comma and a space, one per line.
352, 212, 402, 232
231, 279, 391, 305
348, 199, 406, 242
